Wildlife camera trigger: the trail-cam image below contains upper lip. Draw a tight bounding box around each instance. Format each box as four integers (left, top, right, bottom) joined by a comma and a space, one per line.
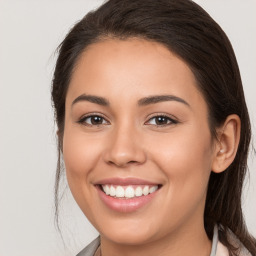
95, 177, 160, 186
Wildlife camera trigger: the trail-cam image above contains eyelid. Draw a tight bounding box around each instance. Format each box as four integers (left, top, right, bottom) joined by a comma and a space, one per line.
77, 112, 110, 125
145, 113, 179, 126
76, 112, 179, 127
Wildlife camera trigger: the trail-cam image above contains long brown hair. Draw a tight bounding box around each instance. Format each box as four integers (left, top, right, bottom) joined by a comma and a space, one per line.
51, 0, 256, 254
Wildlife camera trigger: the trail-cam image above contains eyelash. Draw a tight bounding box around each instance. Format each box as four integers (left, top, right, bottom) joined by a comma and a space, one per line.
77, 113, 178, 127
145, 114, 178, 127
77, 113, 109, 127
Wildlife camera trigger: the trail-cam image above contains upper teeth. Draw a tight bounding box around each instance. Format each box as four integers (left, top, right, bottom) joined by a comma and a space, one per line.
102, 185, 158, 198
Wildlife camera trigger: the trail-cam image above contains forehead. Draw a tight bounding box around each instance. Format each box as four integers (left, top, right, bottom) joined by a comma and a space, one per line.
66, 38, 206, 111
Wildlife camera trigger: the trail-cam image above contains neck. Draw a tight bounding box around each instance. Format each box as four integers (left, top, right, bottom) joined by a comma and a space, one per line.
100, 219, 212, 256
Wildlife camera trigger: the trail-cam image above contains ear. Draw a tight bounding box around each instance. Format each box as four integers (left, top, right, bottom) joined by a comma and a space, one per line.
211, 114, 241, 173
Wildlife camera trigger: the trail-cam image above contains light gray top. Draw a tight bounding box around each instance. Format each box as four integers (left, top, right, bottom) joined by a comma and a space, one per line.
77, 236, 101, 256
76, 225, 219, 256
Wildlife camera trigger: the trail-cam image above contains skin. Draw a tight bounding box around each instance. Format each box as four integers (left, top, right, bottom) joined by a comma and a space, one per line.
62, 38, 240, 256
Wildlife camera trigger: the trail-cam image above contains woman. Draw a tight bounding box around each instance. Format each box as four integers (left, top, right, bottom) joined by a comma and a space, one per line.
51, 0, 256, 255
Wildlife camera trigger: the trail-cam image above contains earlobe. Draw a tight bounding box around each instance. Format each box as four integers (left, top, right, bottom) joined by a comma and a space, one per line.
211, 114, 241, 173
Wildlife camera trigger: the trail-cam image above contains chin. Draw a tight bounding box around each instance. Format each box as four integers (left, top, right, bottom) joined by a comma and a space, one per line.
97, 219, 161, 246
103, 231, 154, 246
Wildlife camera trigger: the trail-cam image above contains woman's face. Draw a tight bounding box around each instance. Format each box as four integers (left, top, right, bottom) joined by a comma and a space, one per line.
63, 39, 216, 245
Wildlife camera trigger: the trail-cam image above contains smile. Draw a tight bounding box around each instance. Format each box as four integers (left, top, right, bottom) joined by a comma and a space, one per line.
95, 178, 162, 213
101, 184, 159, 199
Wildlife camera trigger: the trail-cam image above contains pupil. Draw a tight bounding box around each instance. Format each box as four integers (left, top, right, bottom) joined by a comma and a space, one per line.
92, 116, 102, 125
156, 116, 167, 125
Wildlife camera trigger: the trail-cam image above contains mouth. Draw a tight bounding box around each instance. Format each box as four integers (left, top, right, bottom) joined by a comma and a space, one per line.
99, 184, 160, 199
95, 178, 162, 213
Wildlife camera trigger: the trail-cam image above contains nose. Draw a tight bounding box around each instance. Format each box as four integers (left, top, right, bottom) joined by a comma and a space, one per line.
103, 125, 147, 167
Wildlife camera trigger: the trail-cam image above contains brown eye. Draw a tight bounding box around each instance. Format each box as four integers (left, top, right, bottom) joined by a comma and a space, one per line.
146, 115, 178, 126
79, 115, 108, 126
155, 116, 169, 125
90, 116, 104, 125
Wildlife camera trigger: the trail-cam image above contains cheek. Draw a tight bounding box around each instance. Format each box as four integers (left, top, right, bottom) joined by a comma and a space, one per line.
156, 123, 212, 173
148, 124, 213, 204
62, 126, 102, 182
144, 126, 213, 232
62, 125, 105, 218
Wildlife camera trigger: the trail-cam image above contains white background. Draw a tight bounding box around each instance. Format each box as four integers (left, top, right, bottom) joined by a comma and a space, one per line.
0, 1, 255, 255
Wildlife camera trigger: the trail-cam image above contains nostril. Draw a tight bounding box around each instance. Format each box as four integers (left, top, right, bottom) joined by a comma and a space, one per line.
107, 160, 116, 166
128, 160, 138, 164
107, 159, 140, 167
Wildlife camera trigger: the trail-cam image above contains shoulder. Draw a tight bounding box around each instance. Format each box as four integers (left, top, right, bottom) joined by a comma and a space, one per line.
76, 236, 100, 256
216, 228, 252, 256
216, 241, 252, 256
216, 241, 229, 256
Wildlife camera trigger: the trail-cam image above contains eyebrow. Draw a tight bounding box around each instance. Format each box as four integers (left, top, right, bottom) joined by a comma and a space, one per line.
72, 94, 109, 106
138, 95, 190, 107
72, 94, 190, 108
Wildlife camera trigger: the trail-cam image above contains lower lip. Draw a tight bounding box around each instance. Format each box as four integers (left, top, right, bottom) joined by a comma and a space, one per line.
96, 186, 159, 213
